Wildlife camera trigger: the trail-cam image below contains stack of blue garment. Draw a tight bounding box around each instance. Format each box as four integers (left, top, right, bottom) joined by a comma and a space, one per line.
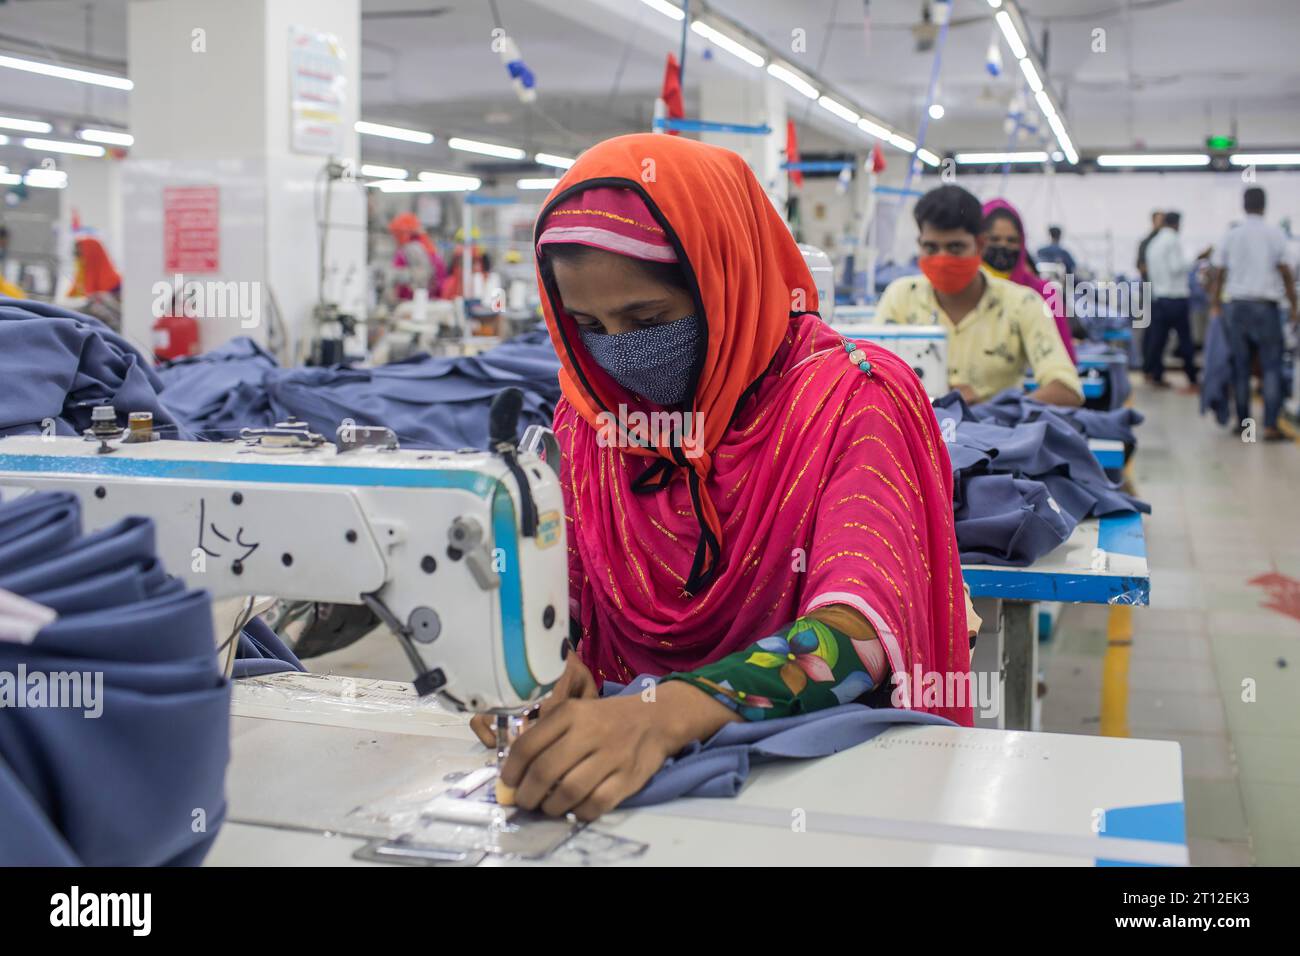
933, 392, 1149, 566
0, 298, 184, 439
154, 336, 279, 439
266, 331, 561, 450
156, 332, 563, 450
969, 389, 1144, 446
0, 491, 231, 865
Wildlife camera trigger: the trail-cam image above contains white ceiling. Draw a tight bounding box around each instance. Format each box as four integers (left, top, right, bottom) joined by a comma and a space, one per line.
0, 0, 1297, 174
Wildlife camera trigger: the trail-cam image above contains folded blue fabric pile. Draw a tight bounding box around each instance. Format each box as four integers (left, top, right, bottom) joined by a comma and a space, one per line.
154, 336, 279, 439
0, 491, 231, 865
156, 332, 563, 449
0, 297, 184, 439
933, 392, 1149, 566
968, 388, 1144, 445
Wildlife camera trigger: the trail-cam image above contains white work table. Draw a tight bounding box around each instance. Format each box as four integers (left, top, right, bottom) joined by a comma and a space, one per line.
206, 673, 1185, 867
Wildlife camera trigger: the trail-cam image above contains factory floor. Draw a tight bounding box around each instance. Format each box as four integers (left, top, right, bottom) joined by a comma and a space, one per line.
305, 378, 1300, 868
1042, 380, 1300, 867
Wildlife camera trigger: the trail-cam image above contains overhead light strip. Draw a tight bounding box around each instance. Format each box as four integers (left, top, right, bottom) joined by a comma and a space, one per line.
1096, 153, 1211, 167
448, 137, 527, 160
0, 52, 132, 90
355, 120, 434, 144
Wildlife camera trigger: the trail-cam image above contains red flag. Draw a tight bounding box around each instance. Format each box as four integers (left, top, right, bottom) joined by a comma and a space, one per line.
870, 141, 887, 174
786, 119, 803, 188
661, 53, 684, 135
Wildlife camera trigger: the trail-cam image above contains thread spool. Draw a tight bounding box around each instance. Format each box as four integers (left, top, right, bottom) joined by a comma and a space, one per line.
127, 412, 154, 443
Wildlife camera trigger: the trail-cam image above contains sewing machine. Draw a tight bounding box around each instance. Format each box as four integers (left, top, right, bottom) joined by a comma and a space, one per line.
0, 392, 569, 718
834, 322, 950, 398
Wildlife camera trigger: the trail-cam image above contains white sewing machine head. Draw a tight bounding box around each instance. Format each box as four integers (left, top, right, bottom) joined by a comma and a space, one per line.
0, 397, 569, 715
831, 322, 950, 398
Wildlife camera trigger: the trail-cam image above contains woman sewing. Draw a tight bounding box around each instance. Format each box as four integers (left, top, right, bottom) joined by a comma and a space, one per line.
473, 133, 972, 820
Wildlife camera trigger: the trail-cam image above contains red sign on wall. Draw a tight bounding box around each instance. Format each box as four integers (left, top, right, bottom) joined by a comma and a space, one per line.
163, 186, 220, 273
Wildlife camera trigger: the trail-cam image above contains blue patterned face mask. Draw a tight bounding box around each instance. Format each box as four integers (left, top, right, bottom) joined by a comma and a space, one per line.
578, 314, 704, 406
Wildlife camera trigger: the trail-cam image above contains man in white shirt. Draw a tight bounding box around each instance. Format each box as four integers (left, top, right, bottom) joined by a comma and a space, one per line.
1210, 187, 1299, 440
1143, 211, 1197, 389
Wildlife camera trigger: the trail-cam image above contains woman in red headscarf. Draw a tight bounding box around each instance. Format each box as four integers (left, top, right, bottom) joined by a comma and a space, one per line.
981, 198, 1078, 362
68, 234, 123, 331
478, 134, 972, 820
387, 211, 447, 301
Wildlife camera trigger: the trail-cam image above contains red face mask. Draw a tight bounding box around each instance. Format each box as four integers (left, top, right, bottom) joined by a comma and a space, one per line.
919, 253, 983, 295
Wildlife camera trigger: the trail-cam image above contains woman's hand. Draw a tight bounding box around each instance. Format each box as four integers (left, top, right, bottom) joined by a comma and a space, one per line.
470, 648, 597, 747
499, 680, 739, 821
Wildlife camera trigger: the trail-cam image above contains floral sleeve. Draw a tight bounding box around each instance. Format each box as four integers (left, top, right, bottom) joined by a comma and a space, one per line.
660, 614, 885, 721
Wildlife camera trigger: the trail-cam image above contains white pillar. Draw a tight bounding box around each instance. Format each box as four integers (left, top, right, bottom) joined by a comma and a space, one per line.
698, 69, 787, 214
122, 0, 363, 356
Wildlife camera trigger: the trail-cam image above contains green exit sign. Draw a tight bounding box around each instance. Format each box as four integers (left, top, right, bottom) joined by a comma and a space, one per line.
1206, 135, 1237, 150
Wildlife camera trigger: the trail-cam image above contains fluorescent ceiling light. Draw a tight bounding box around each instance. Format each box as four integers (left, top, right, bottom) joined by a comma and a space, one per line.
955, 151, 1048, 164
23, 168, 68, 188
355, 120, 434, 144
1229, 153, 1300, 166
78, 128, 133, 147
691, 20, 765, 68
0, 115, 52, 134
887, 133, 916, 153
22, 137, 105, 157
1051, 150, 1064, 162
817, 96, 859, 125
534, 152, 576, 169
0, 173, 17, 185
374, 174, 481, 192
1095, 153, 1211, 167
517, 178, 559, 190
448, 137, 526, 160
987, 0, 1003, 7
928, 103, 945, 120
360, 163, 408, 179
1047, 116, 1078, 163
417, 170, 483, 189
995, 11, 1027, 59
0, 135, 8, 146
1018, 57, 1043, 93
857, 117, 891, 140
1034, 89, 1056, 118
767, 62, 818, 99
640, 0, 684, 20
0, 53, 132, 90
917, 148, 941, 167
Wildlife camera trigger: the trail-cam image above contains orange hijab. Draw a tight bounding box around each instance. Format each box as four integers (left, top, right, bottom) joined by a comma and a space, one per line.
72, 236, 122, 296
535, 133, 816, 590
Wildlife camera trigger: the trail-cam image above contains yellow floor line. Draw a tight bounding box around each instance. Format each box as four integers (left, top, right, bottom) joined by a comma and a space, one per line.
1100, 604, 1133, 738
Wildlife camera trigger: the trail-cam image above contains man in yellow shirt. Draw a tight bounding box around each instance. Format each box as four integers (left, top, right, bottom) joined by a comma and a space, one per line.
877, 185, 1082, 406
